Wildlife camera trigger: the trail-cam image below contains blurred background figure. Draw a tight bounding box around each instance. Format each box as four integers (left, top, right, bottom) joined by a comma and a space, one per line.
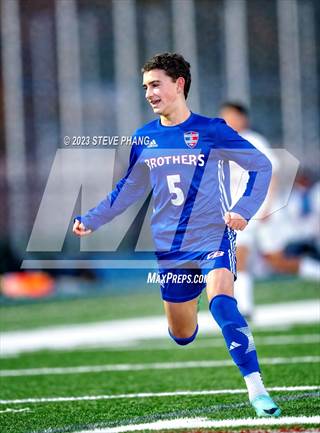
262, 171, 320, 281
219, 102, 279, 318
219, 103, 320, 318
0, 0, 319, 307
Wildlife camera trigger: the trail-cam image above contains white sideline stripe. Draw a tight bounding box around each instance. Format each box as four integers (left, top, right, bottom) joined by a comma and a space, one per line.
3, 332, 317, 357
0, 385, 318, 405
104, 334, 320, 352
1, 300, 319, 355
0, 407, 30, 414
1, 356, 319, 377
74, 416, 320, 433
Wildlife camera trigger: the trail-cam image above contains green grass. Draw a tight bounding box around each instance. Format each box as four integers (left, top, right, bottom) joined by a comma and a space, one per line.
1, 277, 319, 332
0, 323, 319, 433
2, 395, 320, 433
0, 291, 164, 332
1, 277, 319, 432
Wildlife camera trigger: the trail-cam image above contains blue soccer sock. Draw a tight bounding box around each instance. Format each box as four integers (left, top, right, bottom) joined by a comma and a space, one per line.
209, 294, 260, 377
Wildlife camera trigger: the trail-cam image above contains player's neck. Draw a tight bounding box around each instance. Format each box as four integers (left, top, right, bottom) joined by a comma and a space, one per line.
160, 104, 191, 127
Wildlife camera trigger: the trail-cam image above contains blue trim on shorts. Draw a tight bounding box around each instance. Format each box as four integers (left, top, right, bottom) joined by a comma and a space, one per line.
161, 286, 204, 303
168, 324, 199, 345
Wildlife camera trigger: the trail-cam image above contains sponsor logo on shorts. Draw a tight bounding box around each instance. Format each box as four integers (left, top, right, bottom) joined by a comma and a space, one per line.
206, 251, 225, 260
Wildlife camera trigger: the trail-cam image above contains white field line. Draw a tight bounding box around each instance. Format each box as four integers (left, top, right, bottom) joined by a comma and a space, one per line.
74, 416, 320, 433
102, 333, 320, 352
1, 356, 319, 377
2, 300, 319, 356
0, 407, 30, 414
0, 385, 318, 405
2, 332, 315, 357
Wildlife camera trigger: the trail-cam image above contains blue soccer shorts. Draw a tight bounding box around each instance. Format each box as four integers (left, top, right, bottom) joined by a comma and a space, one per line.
157, 227, 237, 303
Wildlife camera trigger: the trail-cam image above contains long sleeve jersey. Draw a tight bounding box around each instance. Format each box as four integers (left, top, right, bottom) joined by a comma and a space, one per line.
79, 113, 272, 254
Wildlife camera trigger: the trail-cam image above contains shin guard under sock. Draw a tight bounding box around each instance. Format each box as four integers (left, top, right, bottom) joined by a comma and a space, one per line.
209, 294, 260, 376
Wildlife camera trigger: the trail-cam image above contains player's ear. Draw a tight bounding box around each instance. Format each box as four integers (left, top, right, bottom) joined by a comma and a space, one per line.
176, 77, 185, 95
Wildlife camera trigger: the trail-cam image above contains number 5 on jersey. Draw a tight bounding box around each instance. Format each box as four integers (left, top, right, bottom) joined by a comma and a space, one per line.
167, 174, 185, 206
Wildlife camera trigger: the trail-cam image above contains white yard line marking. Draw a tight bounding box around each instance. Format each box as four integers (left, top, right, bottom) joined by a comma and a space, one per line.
2, 332, 315, 357
0, 407, 30, 414
251, 334, 320, 345
2, 300, 319, 356
0, 385, 318, 405
1, 356, 319, 377
0, 332, 318, 359
73, 416, 320, 433
102, 334, 320, 352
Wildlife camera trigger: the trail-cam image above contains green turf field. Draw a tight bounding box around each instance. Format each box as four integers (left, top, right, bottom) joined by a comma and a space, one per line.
0, 277, 319, 332
1, 322, 319, 433
1, 278, 319, 432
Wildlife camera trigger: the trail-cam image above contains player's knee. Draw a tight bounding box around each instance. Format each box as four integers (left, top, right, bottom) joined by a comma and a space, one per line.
168, 324, 198, 346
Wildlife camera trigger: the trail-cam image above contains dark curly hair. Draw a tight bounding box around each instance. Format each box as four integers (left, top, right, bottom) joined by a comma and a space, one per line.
142, 52, 191, 99
220, 101, 249, 117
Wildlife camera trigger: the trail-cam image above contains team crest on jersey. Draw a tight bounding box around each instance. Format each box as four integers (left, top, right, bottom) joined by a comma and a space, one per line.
184, 131, 199, 148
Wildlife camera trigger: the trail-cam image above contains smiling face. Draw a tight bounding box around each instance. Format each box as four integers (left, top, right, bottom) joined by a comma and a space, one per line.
142, 69, 185, 117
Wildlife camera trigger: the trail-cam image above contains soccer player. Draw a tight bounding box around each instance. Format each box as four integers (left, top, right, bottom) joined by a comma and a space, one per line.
73, 53, 281, 417
219, 102, 279, 318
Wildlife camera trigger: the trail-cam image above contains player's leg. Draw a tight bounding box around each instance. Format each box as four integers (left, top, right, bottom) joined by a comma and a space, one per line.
257, 210, 320, 280
163, 297, 199, 344
202, 225, 281, 417
206, 268, 280, 417
206, 268, 261, 381
235, 245, 254, 318
264, 250, 320, 280
159, 265, 203, 345
234, 223, 255, 319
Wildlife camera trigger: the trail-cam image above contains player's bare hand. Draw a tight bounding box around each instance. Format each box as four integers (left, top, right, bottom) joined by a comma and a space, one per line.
72, 219, 92, 236
224, 212, 248, 231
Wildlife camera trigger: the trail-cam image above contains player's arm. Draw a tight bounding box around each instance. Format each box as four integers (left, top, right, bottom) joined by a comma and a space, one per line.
213, 119, 272, 228
73, 144, 149, 236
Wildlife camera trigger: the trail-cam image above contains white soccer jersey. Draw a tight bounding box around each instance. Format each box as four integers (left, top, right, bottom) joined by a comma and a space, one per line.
230, 129, 278, 212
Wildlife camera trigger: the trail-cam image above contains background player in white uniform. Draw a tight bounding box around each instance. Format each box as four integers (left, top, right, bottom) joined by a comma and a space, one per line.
261, 172, 320, 281
219, 102, 279, 318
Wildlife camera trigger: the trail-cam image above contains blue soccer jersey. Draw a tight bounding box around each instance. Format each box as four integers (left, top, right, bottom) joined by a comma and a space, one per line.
79, 113, 272, 257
